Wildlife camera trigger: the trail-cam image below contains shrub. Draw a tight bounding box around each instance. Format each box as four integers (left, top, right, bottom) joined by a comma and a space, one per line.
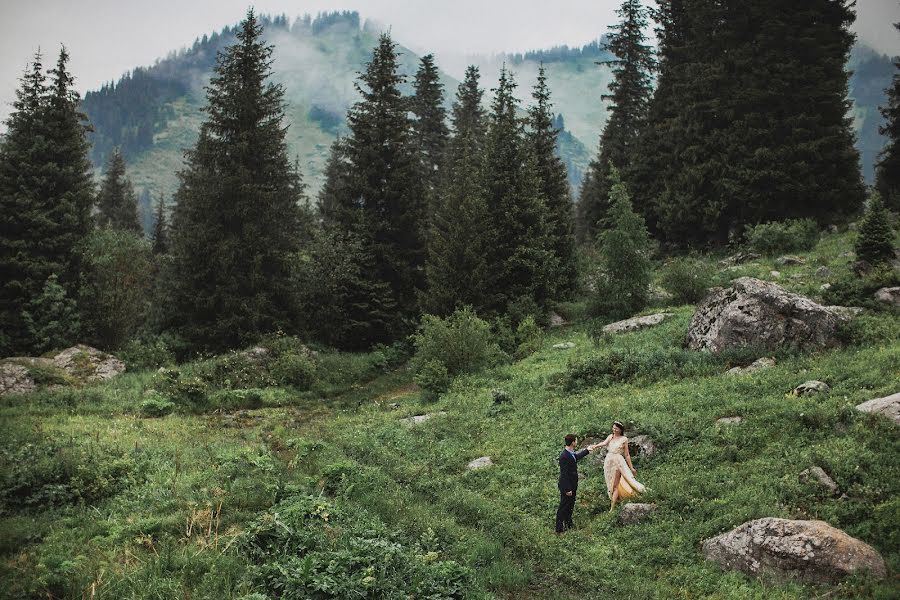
20, 274, 80, 354
514, 316, 543, 359
195, 351, 273, 389
414, 359, 450, 401
119, 336, 176, 371
139, 391, 175, 417
209, 388, 264, 411
270, 353, 316, 389
822, 264, 900, 310
563, 348, 715, 391
660, 257, 714, 304
744, 219, 819, 255
154, 369, 210, 412
854, 193, 896, 266
411, 307, 502, 379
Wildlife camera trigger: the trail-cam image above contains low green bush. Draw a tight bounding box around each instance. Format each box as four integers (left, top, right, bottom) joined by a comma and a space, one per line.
154, 368, 210, 412
822, 264, 900, 311
139, 392, 175, 417
118, 336, 176, 371
241, 492, 474, 599
660, 256, 714, 304
270, 352, 316, 389
514, 316, 543, 359
208, 388, 264, 411
744, 218, 819, 255
194, 351, 273, 389
414, 359, 450, 401
412, 307, 503, 381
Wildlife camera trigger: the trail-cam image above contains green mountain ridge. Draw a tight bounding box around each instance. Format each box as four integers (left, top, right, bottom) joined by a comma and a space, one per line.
81, 11, 894, 231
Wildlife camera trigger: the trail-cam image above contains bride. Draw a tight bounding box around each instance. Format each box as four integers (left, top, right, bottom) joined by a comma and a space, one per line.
595, 421, 646, 511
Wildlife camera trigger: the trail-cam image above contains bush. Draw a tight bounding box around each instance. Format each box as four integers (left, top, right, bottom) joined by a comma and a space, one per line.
660, 257, 714, 304
209, 388, 264, 411
822, 264, 900, 310
411, 307, 502, 380
154, 369, 210, 412
139, 392, 175, 417
119, 336, 176, 371
514, 316, 543, 359
854, 193, 896, 266
270, 353, 316, 389
195, 351, 273, 389
414, 359, 450, 401
563, 347, 719, 391
744, 219, 819, 255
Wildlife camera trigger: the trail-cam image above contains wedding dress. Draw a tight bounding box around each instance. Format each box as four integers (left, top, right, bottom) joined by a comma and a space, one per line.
604, 436, 646, 499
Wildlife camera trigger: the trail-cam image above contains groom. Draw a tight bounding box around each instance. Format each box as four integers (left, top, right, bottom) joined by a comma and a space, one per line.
556, 433, 598, 533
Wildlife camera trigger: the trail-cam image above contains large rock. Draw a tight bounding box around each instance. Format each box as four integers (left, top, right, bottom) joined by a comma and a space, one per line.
629, 435, 656, 458
702, 518, 886, 584
686, 278, 849, 353
793, 380, 830, 396
603, 313, 673, 335
52, 345, 125, 381
617, 503, 657, 525
0, 363, 36, 395
855, 392, 900, 425
874, 287, 900, 307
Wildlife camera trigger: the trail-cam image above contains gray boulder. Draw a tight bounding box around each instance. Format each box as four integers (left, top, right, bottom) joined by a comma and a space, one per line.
874, 287, 900, 307
629, 435, 656, 458
549, 312, 567, 327
52, 345, 125, 381
727, 357, 776, 376
687, 278, 849, 353
793, 380, 830, 396
702, 518, 886, 584
617, 503, 657, 525
400, 411, 447, 426
855, 392, 900, 425
719, 252, 760, 267
776, 256, 805, 266
716, 416, 743, 426
0, 363, 36, 395
815, 266, 832, 279
800, 466, 840, 496
603, 313, 673, 335
467, 456, 493, 470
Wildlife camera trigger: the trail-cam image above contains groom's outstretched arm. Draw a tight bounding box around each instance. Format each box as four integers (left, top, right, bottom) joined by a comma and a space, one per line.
574, 448, 590, 461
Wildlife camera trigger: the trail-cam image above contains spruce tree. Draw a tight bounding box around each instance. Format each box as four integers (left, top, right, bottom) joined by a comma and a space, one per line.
21, 274, 80, 354
578, 0, 655, 241
854, 193, 896, 266
481, 67, 552, 320
591, 167, 652, 319
422, 66, 491, 316
150, 194, 168, 255
410, 54, 449, 205
96, 147, 142, 233
318, 138, 358, 229
342, 33, 427, 338
875, 21, 900, 211
163, 9, 306, 351
527, 65, 578, 299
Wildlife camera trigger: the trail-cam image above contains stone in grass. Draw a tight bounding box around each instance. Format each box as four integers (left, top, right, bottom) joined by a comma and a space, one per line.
702, 518, 886, 584
727, 357, 776, 376
629, 435, 656, 458
799, 466, 840, 496
467, 456, 493, 470
549, 312, 567, 327
770, 270, 781, 278
617, 503, 657, 525
0, 363, 36, 395
716, 416, 743, 425
815, 266, 832, 279
400, 411, 447, 426
776, 256, 806, 266
552, 342, 576, 350
793, 381, 831, 396
874, 287, 900, 307
491, 389, 512, 404
602, 313, 673, 335
855, 392, 900, 426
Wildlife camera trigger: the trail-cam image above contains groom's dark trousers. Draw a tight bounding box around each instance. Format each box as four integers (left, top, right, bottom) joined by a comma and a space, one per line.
556, 447, 590, 532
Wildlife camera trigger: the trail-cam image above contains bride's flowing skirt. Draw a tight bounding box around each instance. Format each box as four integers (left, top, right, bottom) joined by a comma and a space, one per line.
604, 453, 646, 499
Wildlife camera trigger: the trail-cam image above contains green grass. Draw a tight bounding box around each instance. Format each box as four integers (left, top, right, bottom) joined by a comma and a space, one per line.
1, 229, 897, 598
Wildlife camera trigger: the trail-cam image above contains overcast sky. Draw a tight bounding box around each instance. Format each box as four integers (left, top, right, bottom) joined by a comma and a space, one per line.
1, 0, 898, 124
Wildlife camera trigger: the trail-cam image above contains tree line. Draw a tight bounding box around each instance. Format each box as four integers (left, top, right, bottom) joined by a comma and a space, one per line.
1, 3, 897, 359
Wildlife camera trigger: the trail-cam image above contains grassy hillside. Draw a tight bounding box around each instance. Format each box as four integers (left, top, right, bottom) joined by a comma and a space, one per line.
2, 229, 897, 599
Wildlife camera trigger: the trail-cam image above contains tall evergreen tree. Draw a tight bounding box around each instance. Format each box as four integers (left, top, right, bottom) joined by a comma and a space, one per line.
527, 65, 578, 299
0, 47, 93, 354
481, 67, 552, 320
875, 21, 900, 211
578, 0, 655, 241
318, 138, 358, 229
150, 194, 168, 255
410, 54, 449, 205
422, 66, 491, 316
96, 147, 142, 232
163, 9, 306, 351
854, 193, 896, 266
341, 33, 427, 338
21, 274, 80, 354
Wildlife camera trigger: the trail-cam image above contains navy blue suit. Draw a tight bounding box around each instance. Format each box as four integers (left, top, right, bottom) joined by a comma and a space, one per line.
556, 447, 590, 532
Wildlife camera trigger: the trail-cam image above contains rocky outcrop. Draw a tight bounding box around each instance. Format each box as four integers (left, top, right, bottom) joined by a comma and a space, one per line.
53, 345, 125, 381
687, 278, 850, 353
855, 392, 900, 425
549, 312, 567, 327
617, 503, 657, 525
0, 363, 35, 395
874, 287, 900, 307
702, 518, 886, 584
603, 313, 673, 335
727, 357, 776, 375
793, 381, 831, 396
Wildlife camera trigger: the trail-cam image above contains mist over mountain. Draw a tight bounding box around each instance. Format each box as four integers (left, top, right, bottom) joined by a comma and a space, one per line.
80, 10, 894, 230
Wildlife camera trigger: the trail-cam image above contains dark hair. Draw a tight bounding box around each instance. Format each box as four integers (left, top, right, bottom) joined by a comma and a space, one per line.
613, 421, 625, 434
564, 433, 577, 446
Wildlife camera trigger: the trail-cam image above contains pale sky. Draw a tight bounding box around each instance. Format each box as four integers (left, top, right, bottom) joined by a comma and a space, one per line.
1, 0, 898, 125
